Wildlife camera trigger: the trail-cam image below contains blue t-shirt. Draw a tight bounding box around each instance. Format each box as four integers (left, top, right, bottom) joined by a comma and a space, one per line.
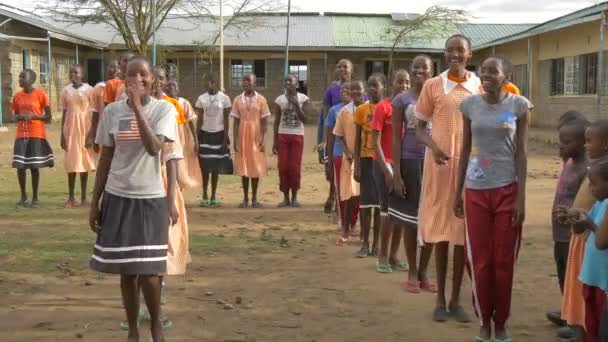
324, 102, 345, 157
392, 91, 426, 160
579, 198, 608, 291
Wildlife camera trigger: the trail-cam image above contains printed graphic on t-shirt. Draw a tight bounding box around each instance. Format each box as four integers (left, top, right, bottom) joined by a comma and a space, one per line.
116, 119, 140, 142
467, 156, 486, 181
405, 105, 417, 128
281, 105, 300, 130
499, 111, 517, 129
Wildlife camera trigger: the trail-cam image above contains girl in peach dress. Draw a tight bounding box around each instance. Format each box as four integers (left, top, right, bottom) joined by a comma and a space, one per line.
231, 74, 270, 208
60, 65, 97, 208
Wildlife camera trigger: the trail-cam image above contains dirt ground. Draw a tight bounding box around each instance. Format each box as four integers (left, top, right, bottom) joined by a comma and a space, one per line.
0, 124, 565, 342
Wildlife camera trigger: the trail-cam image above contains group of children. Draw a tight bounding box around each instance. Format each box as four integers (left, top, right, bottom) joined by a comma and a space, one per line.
320, 34, 536, 342
9, 33, 608, 342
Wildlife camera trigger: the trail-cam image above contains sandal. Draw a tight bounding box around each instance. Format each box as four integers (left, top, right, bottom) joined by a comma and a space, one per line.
278, 200, 291, 208
16, 200, 30, 209
475, 337, 491, 342
376, 261, 393, 273
390, 261, 409, 272
291, 200, 301, 208
252, 201, 263, 209
120, 308, 146, 330
402, 280, 421, 294
449, 305, 471, 323
494, 339, 512, 342
210, 199, 221, 207
30, 200, 40, 208
200, 199, 210, 207
238, 201, 248, 208
336, 237, 348, 246
433, 305, 449, 322
420, 280, 438, 293
368, 248, 379, 257
64, 200, 77, 208
355, 246, 369, 258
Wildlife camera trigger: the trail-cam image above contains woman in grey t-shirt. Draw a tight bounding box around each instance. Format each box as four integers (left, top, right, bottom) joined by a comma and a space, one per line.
89, 56, 178, 342
455, 56, 530, 342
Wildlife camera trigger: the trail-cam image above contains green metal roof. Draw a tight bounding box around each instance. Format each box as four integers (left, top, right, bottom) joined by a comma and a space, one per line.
458, 24, 536, 47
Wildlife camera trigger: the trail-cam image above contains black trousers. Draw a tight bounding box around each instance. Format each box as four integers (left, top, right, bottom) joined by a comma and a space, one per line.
554, 241, 570, 293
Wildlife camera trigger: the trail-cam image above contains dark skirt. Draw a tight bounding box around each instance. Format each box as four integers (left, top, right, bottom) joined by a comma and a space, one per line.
12, 138, 54, 169
198, 130, 234, 175
90, 192, 169, 275
359, 157, 379, 209
389, 159, 423, 228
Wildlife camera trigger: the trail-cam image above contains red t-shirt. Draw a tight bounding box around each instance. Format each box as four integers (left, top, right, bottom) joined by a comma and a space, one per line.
11, 89, 50, 139
104, 78, 124, 103
372, 98, 394, 163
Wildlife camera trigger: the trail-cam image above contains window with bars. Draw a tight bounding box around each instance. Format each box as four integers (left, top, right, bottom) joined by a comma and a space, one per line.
22, 50, 30, 70
39, 54, 49, 84
231, 59, 266, 88
289, 60, 308, 94
581, 53, 597, 95
365, 60, 389, 80
551, 58, 565, 95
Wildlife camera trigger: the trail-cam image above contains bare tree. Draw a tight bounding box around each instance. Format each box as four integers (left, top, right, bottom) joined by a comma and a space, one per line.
37, 0, 282, 55
385, 6, 469, 75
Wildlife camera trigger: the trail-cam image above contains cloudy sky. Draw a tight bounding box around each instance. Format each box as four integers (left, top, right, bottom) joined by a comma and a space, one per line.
0, 0, 600, 24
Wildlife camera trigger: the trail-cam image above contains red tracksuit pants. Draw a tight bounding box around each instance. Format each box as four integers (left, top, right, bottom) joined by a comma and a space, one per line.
334, 156, 359, 226
277, 134, 304, 193
584, 285, 606, 342
464, 183, 521, 329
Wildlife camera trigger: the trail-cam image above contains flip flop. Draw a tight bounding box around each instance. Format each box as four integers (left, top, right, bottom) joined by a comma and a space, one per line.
475, 337, 491, 342
355, 246, 369, 258
493, 339, 512, 342
390, 261, 409, 272
369, 249, 379, 257
433, 305, 449, 322
402, 280, 421, 294
210, 199, 221, 207
420, 280, 438, 293
278, 200, 291, 208
200, 199, 210, 207
30, 200, 40, 208
120, 309, 146, 330
291, 200, 301, 208
252, 201, 263, 209
336, 237, 348, 246
376, 261, 393, 273
64, 200, 76, 208
16, 200, 30, 209
238, 201, 248, 208
450, 305, 471, 323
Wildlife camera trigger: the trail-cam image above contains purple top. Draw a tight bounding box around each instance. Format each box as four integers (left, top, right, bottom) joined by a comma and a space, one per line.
323, 83, 342, 108
392, 91, 427, 160
552, 159, 588, 242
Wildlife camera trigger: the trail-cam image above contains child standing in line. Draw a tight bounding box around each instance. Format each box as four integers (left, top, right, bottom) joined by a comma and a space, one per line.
353, 75, 382, 259
60, 65, 98, 208
545, 119, 589, 328
273, 75, 313, 207
391, 56, 436, 294
561, 158, 608, 342
11, 69, 54, 208
415, 34, 481, 323
334, 80, 365, 246
373, 70, 410, 272
325, 83, 359, 232
455, 56, 530, 342
89, 61, 119, 153
166, 80, 201, 186
232, 74, 270, 208
104, 51, 134, 105
195, 77, 234, 207
560, 120, 608, 341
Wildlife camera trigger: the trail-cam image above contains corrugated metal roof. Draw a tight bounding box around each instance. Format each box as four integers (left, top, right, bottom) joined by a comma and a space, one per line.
458, 24, 535, 47
0, 6, 105, 47
474, 1, 608, 49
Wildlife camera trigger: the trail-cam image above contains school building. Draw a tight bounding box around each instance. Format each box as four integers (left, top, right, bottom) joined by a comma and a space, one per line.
2, 3, 608, 127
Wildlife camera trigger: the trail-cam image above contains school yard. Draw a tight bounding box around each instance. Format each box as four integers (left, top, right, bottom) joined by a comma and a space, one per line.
0, 123, 566, 342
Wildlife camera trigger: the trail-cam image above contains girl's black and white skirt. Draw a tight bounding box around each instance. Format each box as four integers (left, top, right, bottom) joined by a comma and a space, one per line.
90, 192, 169, 275
198, 130, 234, 175
12, 138, 54, 169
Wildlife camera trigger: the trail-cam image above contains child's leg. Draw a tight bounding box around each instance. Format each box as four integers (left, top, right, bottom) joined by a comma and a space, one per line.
450, 246, 467, 312
493, 184, 522, 338
31, 169, 40, 203
80, 172, 89, 203
67, 173, 76, 202
418, 242, 434, 283
202, 171, 210, 200
343, 198, 354, 239
211, 172, 219, 201
277, 134, 290, 204
140, 275, 164, 342
120, 274, 140, 341
17, 169, 27, 203
434, 242, 449, 309
241, 177, 249, 203
583, 285, 606, 342
388, 221, 403, 265
290, 135, 304, 206
404, 225, 418, 282
372, 208, 381, 253
377, 211, 391, 264
251, 178, 260, 204
600, 295, 608, 342
554, 241, 569, 293
360, 208, 371, 245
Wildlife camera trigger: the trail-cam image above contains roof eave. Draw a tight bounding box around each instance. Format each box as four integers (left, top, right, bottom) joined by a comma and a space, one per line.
48, 31, 106, 49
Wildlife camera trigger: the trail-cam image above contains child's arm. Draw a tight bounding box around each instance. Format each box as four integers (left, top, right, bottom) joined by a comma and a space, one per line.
353, 125, 363, 182
272, 103, 282, 155
326, 126, 336, 178
416, 120, 448, 165
454, 115, 472, 219
514, 111, 530, 226
260, 116, 268, 151
233, 117, 240, 152
87, 111, 100, 150
337, 136, 349, 160
392, 104, 405, 197
60, 110, 67, 151
89, 146, 115, 233
223, 107, 231, 147
166, 158, 179, 226
288, 95, 307, 124
373, 130, 391, 186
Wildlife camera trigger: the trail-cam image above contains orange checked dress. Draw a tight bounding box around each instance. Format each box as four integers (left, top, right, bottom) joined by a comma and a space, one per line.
178, 97, 201, 184
231, 92, 270, 178
60, 84, 97, 173
415, 71, 481, 245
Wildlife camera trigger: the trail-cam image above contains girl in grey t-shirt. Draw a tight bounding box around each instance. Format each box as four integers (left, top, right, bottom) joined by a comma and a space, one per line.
455, 56, 530, 342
